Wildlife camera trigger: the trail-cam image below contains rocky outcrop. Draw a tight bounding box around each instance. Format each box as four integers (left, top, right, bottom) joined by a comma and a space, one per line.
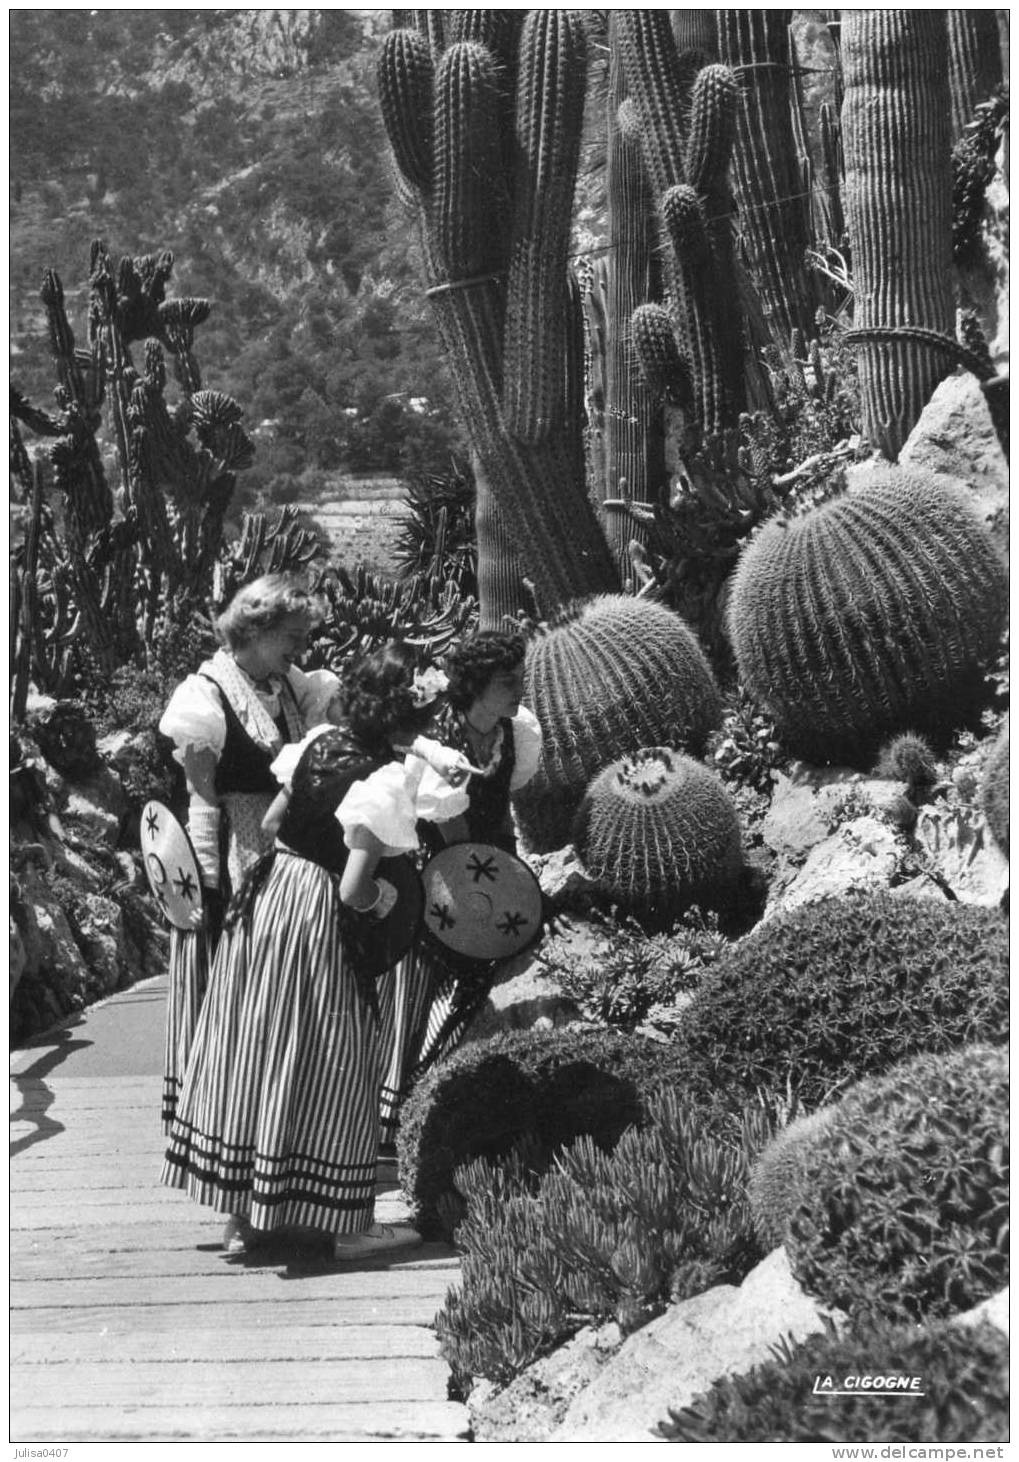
10, 723, 168, 1047
469, 1247, 842, 1443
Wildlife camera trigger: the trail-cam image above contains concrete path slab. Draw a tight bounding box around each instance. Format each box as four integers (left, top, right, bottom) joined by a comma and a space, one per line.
10, 975, 469, 1445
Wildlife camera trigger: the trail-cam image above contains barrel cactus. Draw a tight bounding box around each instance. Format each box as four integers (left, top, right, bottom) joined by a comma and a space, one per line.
726, 469, 1008, 765
514, 595, 722, 852
571, 748, 742, 923
980, 721, 1009, 857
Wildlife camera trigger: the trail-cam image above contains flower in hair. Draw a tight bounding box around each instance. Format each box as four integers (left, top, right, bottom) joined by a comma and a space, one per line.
409, 665, 449, 707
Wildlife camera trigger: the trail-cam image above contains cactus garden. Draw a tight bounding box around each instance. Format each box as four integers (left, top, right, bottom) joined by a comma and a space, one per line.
10, 8, 1009, 1446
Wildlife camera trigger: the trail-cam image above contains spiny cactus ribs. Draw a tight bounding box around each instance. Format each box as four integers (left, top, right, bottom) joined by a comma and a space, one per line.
572, 746, 742, 922
726, 468, 1007, 765
514, 594, 722, 853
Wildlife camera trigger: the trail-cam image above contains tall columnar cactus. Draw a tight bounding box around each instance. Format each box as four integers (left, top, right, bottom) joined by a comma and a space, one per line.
571, 747, 742, 922
378, 14, 620, 626
716, 10, 819, 343
841, 11, 955, 459
946, 10, 1004, 143
616, 13, 745, 444
601, 13, 665, 575
726, 469, 1008, 766
514, 593, 722, 852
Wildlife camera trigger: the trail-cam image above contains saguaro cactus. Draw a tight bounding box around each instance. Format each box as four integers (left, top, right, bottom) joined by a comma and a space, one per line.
716, 10, 819, 345
378, 13, 620, 626
841, 10, 955, 459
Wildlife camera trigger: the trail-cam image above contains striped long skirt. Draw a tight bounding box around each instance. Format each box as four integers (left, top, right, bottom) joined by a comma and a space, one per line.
161, 850, 381, 1237
161, 792, 274, 1134
375, 945, 498, 1143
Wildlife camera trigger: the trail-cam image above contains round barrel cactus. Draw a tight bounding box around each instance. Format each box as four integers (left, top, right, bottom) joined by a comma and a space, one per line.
980, 722, 1009, 858
726, 469, 1007, 765
515, 595, 722, 852
571, 747, 742, 922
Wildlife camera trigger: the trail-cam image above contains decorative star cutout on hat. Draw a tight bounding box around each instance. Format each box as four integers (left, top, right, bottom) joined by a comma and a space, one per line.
145, 808, 160, 838
495, 909, 528, 938
466, 853, 497, 884
429, 901, 456, 931
173, 868, 199, 903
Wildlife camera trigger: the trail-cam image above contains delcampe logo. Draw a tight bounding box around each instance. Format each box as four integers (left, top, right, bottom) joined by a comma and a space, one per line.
813, 1373, 926, 1397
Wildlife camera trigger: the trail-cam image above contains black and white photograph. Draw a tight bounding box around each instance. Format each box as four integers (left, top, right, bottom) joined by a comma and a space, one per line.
9, 7, 1010, 1453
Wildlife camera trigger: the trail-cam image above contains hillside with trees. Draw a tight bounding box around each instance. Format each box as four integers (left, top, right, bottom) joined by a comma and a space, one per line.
9, 8, 466, 507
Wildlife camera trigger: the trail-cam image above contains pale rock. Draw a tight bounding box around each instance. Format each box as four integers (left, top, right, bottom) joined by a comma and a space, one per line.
898, 374, 1008, 557
550, 1248, 840, 1442
461, 954, 582, 1045
913, 804, 1009, 907
470, 1325, 620, 1442
522, 844, 598, 908
20, 865, 90, 988
62, 763, 128, 848
763, 816, 901, 921
952, 1287, 1009, 1340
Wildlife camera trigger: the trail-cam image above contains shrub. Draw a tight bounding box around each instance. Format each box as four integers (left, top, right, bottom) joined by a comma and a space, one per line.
726, 469, 1008, 766
786, 1045, 1009, 1325
514, 595, 722, 852
396, 1026, 694, 1240
657, 1316, 1008, 1442
436, 1086, 773, 1390
538, 908, 729, 1033
571, 748, 743, 926
672, 891, 1010, 1113
980, 722, 1009, 857
748, 1104, 840, 1252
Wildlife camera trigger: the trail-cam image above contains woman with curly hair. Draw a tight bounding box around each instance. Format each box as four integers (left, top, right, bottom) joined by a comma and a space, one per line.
380, 630, 544, 1139
161, 642, 468, 1260
157, 573, 338, 1131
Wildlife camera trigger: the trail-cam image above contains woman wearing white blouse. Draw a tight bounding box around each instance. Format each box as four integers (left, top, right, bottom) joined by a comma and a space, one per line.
156, 574, 337, 1131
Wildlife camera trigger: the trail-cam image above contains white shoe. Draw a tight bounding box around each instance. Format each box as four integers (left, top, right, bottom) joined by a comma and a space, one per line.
223, 1215, 254, 1254
332, 1222, 422, 1261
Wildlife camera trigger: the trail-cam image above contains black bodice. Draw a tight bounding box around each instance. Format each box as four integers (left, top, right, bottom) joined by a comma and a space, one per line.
276, 727, 381, 874
200, 673, 295, 796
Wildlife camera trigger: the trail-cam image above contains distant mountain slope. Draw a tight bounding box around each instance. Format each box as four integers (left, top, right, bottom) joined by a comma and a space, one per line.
10, 8, 462, 495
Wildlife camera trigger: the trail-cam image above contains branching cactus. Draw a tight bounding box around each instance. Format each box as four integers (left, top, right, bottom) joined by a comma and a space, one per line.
726, 469, 1008, 765
841, 11, 956, 459
615, 12, 746, 444
18, 241, 253, 688
377, 14, 620, 626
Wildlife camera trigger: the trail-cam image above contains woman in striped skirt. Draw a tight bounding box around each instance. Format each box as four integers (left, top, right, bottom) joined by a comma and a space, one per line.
383, 630, 543, 1127
157, 574, 338, 1131
161, 643, 468, 1260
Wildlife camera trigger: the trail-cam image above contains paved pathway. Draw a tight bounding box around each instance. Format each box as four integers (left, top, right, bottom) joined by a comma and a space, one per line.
10, 975, 469, 1444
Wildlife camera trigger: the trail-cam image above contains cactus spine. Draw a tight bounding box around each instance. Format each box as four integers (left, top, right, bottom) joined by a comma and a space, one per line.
841, 11, 955, 459
727, 469, 1008, 765
514, 594, 722, 852
716, 9, 818, 344
571, 747, 742, 921
616, 11, 745, 442
378, 15, 620, 626
602, 12, 665, 575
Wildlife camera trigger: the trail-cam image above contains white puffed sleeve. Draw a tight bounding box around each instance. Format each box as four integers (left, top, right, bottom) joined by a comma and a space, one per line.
409, 757, 471, 824
158, 675, 228, 765
509, 704, 543, 790
269, 725, 332, 791
335, 763, 419, 855
289, 666, 341, 727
